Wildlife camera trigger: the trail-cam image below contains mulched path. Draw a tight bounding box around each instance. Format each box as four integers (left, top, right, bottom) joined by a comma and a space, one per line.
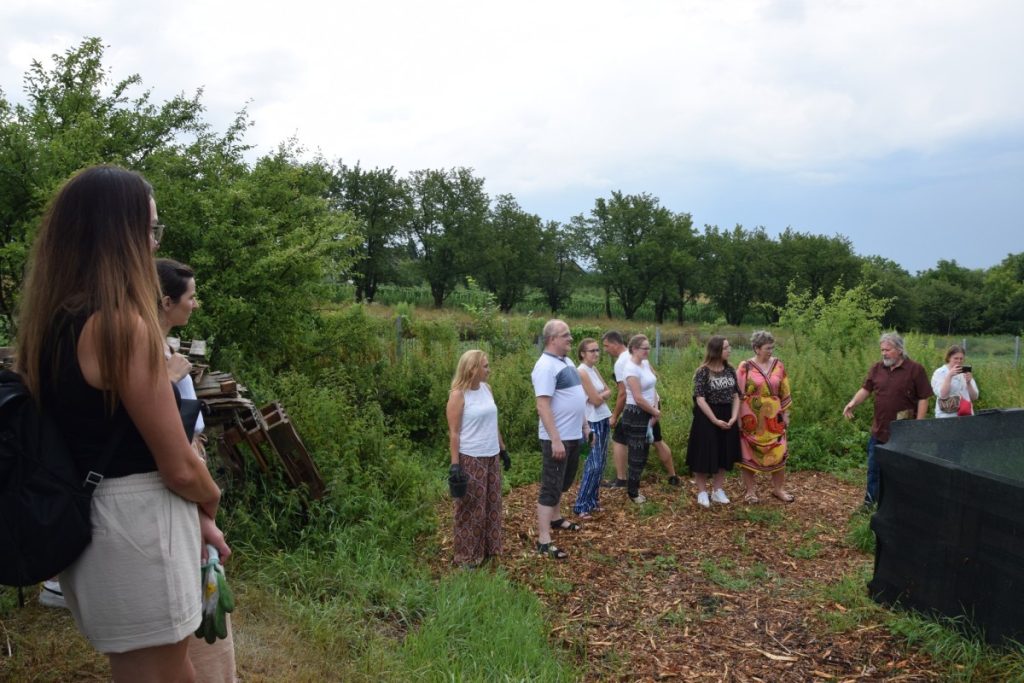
437, 470, 942, 682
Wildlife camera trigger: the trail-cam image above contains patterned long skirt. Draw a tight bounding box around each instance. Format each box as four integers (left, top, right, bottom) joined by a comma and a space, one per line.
453, 454, 504, 565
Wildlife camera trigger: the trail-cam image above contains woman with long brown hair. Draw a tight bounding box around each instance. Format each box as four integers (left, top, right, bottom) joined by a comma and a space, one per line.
685, 335, 740, 508
17, 165, 222, 682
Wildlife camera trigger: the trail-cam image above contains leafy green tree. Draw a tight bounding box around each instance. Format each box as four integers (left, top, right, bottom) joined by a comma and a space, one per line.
779, 283, 891, 356
980, 252, 1024, 334
0, 37, 206, 333
533, 220, 580, 313
915, 260, 986, 334
578, 191, 683, 320
699, 225, 775, 325
858, 256, 919, 331
182, 145, 359, 372
330, 163, 410, 303
647, 212, 698, 324
406, 167, 489, 307
476, 194, 543, 312
772, 229, 863, 314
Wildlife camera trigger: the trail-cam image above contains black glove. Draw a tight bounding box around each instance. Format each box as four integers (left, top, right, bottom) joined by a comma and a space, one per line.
499, 449, 511, 471
448, 463, 467, 498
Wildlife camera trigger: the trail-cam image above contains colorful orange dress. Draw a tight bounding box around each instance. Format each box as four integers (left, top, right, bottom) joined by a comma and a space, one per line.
736, 358, 792, 473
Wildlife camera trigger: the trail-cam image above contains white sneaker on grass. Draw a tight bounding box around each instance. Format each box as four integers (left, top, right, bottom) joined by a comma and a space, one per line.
39, 579, 67, 609
630, 493, 647, 505
696, 491, 711, 508
711, 489, 731, 505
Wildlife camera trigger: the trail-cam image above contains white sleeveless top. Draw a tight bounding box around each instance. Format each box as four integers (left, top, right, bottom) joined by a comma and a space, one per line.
577, 363, 612, 423
458, 383, 500, 457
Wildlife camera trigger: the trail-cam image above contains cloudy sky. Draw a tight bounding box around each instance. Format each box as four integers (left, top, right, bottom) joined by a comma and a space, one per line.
2, 0, 1022, 274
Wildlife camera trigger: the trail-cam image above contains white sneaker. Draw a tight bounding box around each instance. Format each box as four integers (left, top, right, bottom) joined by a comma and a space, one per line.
630, 493, 647, 505
696, 491, 711, 508
711, 489, 731, 505
39, 579, 67, 609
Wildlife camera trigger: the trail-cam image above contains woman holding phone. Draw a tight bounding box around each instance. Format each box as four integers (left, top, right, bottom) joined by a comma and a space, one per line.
931, 345, 979, 417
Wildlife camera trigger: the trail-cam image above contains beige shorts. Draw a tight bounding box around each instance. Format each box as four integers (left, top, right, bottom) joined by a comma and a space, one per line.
60, 471, 202, 653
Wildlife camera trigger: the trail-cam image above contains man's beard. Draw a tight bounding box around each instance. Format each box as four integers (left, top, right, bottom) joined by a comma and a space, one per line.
882, 356, 896, 367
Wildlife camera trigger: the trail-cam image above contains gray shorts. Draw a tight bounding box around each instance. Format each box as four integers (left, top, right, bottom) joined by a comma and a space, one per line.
538, 439, 581, 507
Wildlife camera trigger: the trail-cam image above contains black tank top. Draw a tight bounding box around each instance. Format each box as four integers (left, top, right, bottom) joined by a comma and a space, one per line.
39, 312, 158, 478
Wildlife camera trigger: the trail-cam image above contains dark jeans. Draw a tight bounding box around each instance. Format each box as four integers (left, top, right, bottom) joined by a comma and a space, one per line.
865, 435, 880, 504
621, 405, 652, 498
538, 439, 581, 507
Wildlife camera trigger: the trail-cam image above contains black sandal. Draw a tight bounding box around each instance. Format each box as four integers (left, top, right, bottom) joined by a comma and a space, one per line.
550, 518, 581, 532
537, 542, 568, 559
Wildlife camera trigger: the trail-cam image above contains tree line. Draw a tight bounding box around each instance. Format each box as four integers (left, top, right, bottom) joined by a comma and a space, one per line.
3, 38, 1022, 361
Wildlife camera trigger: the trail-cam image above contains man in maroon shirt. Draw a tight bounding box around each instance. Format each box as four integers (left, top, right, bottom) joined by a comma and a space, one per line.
843, 332, 933, 506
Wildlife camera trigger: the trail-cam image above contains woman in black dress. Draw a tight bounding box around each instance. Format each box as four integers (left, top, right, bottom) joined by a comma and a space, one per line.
686, 336, 740, 508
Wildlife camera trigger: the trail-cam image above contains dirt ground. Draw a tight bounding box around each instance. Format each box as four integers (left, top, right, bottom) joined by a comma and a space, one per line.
437, 470, 944, 682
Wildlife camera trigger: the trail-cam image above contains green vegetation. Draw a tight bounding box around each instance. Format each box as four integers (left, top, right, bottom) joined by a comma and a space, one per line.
2, 38, 1024, 681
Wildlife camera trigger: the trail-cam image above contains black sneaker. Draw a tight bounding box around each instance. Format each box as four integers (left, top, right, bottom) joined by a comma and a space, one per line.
602, 478, 627, 488
667, 475, 681, 486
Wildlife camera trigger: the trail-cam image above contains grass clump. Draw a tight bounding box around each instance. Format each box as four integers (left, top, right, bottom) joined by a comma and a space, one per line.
397, 569, 578, 682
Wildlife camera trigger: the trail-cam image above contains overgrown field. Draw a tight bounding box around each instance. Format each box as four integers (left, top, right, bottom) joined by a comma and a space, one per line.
3, 304, 1023, 681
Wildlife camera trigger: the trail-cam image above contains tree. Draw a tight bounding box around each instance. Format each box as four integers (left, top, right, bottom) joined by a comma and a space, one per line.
647, 212, 698, 324
579, 191, 682, 320
533, 221, 580, 313
476, 194, 544, 312
915, 260, 986, 334
699, 225, 775, 325
406, 167, 489, 307
330, 163, 410, 303
858, 256, 919, 331
981, 252, 1024, 334
0, 37, 207, 334
772, 229, 863, 315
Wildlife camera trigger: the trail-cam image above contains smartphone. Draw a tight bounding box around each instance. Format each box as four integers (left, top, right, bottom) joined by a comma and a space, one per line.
961, 365, 972, 373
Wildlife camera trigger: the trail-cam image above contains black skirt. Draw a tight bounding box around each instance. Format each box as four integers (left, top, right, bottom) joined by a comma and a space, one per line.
686, 402, 740, 474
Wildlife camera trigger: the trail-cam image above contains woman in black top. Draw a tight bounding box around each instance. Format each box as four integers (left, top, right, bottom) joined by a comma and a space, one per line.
17, 165, 222, 681
685, 336, 740, 509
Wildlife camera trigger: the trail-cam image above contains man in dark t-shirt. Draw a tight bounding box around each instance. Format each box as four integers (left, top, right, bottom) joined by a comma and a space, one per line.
843, 332, 932, 506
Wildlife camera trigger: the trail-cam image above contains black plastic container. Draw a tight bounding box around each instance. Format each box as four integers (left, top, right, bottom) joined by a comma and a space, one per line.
869, 409, 1024, 645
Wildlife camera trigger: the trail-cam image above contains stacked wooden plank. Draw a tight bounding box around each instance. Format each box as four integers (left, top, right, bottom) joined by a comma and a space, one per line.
185, 344, 325, 500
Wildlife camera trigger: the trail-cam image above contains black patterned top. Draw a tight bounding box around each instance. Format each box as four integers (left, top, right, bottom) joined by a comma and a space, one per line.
693, 365, 740, 405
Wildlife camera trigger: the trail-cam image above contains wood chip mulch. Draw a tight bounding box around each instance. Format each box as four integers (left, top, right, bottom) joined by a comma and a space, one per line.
435, 470, 943, 682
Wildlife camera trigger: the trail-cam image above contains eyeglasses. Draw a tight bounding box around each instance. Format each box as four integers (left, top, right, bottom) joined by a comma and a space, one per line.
151, 223, 166, 243
637, 346, 651, 351
585, 348, 600, 353
559, 332, 573, 339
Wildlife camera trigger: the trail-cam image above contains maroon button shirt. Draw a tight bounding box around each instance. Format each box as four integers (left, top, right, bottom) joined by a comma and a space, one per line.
862, 357, 933, 443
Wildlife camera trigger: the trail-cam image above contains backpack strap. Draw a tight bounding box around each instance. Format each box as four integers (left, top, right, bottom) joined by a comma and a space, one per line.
81, 419, 130, 491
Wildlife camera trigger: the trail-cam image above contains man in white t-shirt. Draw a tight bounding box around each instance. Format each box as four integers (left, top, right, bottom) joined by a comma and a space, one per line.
532, 319, 589, 560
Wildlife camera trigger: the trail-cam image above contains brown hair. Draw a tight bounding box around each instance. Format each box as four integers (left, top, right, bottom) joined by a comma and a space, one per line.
16, 165, 164, 405
699, 335, 732, 370
944, 344, 966, 363
577, 337, 599, 361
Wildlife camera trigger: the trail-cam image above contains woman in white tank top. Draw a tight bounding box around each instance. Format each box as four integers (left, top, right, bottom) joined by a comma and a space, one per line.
445, 350, 507, 567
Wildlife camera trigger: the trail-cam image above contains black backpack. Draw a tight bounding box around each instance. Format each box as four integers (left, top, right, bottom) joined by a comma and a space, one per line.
0, 369, 121, 587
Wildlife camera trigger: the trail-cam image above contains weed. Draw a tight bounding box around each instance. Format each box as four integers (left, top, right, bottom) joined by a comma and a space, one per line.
700, 558, 751, 591
790, 540, 823, 559
846, 509, 876, 554
733, 507, 785, 526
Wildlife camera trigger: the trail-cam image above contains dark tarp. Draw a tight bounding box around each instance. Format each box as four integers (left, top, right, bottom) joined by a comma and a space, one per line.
869, 409, 1024, 646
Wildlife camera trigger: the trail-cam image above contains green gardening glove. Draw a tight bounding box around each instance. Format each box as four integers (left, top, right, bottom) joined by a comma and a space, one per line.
194, 545, 235, 644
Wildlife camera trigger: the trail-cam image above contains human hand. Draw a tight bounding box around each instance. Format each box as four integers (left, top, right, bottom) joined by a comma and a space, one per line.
448, 463, 467, 498
167, 352, 192, 382
200, 511, 231, 563
551, 439, 566, 461
500, 449, 511, 471
843, 403, 855, 420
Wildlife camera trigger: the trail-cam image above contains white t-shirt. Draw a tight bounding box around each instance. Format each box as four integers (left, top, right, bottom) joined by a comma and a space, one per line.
532, 352, 586, 441
577, 362, 613, 423
458, 383, 500, 456
622, 358, 657, 406
613, 351, 630, 385
167, 347, 204, 435
931, 365, 979, 418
